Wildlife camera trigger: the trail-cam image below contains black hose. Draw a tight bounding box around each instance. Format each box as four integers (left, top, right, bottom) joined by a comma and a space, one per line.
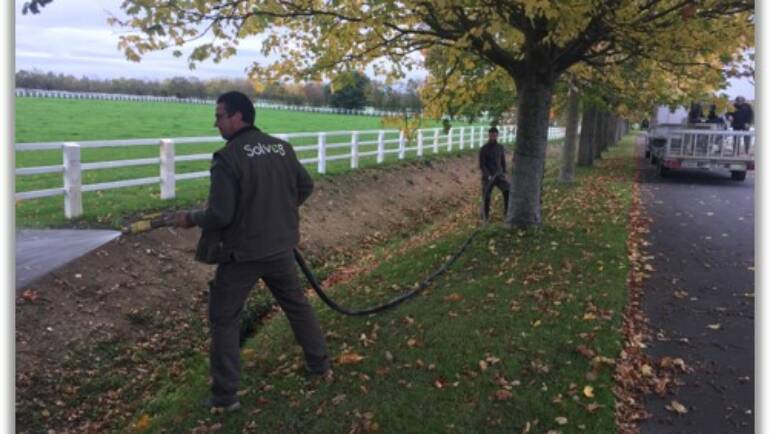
295, 172, 506, 316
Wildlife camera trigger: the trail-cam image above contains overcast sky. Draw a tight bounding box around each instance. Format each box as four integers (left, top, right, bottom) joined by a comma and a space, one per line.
15, 0, 755, 100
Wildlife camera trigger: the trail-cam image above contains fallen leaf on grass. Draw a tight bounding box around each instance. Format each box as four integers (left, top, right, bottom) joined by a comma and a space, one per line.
495, 389, 513, 401
444, 293, 464, 302
666, 400, 688, 414
133, 414, 151, 432
583, 385, 594, 398
336, 351, 365, 365
555, 416, 568, 425
576, 345, 595, 358
585, 402, 602, 412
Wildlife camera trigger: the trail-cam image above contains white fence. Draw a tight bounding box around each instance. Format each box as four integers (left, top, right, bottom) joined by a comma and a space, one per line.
15, 125, 567, 218
15, 88, 419, 117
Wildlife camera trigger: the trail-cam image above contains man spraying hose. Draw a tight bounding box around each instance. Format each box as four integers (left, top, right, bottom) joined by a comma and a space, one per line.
172, 91, 331, 412
478, 127, 511, 221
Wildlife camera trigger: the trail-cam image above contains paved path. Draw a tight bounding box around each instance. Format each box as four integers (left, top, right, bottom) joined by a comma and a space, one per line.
637, 156, 754, 433
15, 229, 122, 291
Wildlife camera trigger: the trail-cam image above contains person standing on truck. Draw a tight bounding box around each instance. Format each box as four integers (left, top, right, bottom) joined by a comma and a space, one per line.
478, 127, 510, 221
688, 102, 704, 125
727, 96, 754, 153
173, 91, 331, 412
706, 104, 726, 128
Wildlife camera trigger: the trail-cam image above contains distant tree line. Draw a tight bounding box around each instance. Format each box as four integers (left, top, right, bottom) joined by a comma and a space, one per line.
15, 70, 422, 112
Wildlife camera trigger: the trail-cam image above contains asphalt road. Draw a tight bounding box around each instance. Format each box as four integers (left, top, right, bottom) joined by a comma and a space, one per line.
637, 162, 755, 433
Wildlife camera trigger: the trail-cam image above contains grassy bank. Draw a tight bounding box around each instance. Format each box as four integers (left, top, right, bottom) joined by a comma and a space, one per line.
125, 139, 636, 433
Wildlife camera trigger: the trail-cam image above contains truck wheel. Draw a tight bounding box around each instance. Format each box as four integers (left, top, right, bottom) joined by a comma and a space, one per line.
731, 170, 747, 181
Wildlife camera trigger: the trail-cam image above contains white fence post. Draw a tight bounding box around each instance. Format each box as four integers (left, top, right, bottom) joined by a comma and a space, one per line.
377, 130, 385, 164
447, 128, 453, 152
459, 127, 465, 150
417, 130, 424, 157
160, 139, 176, 199
63, 142, 83, 218
398, 130, 406, 160
433, 128, 439, 153
350, 131, 359, 169
317, 132, 327, 174
479, 127, 484, 146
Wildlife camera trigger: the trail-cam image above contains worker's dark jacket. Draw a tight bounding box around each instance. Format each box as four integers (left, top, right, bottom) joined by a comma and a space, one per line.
729, 103, 754, 130
191, 126, 313, 263
479, 141, 506, 180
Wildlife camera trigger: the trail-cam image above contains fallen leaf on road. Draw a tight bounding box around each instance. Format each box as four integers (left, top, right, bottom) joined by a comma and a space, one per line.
707, 323, 721, 330
21, 290, 39, 302
641, 364, 654, 376
667, 400, 688, 414
673, 290, 688, 299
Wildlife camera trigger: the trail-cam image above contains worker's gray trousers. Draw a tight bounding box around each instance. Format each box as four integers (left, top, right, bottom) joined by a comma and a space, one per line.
208, 258, 330, 403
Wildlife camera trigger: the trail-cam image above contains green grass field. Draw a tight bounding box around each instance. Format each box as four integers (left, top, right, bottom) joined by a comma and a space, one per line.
15, 98, 492, 228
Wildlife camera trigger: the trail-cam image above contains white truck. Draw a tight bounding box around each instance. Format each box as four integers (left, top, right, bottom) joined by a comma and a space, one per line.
645, 106, 755, 181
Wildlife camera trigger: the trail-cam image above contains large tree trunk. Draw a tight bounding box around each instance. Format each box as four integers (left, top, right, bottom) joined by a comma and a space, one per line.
505, 78, 554, 229
577, 105, 596, 167
593, 110, 605, 160
559, 87, 580, 183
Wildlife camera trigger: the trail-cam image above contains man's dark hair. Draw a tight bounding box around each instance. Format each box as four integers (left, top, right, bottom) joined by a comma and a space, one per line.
217, 91, 255, 125
488, 127, 499, 133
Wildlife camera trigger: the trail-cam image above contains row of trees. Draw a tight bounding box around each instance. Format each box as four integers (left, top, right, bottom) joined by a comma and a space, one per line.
15, 70, 423, 112
24, 0, 755, 231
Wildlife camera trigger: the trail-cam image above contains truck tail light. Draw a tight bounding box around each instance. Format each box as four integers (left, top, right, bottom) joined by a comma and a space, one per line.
664, 160, 681, 169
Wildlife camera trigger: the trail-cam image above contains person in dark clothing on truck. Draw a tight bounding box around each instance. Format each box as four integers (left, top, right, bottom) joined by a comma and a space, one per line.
173, 91, 331, 412
726, 96, 754, 153
478, 127, 510, 221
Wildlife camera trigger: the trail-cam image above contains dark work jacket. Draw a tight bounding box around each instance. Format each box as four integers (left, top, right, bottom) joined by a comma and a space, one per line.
479, 141, 506, 180
728, 103, 754, 130
191, 126, 313, 263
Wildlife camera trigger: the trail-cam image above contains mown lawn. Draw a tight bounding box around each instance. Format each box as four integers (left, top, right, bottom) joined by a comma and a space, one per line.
15, 98, 489, 228
126, 139, 636, 434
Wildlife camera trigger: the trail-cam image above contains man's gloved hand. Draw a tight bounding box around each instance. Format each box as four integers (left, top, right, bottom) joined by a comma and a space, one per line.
173, 211, 195, 228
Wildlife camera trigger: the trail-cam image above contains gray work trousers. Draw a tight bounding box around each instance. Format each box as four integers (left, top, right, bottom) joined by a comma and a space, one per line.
209, 258, 330, 403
